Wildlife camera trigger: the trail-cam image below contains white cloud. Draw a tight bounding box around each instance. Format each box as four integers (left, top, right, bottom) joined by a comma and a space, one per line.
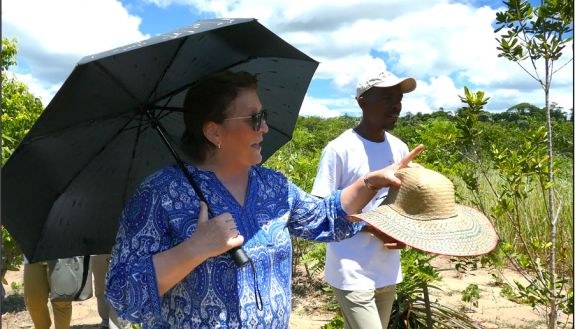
410, 76, 462, 113
2, 0, 148, 96
3, 0, 145, 55
12, 73, 62, 108
237, 0, 571, 113
3, 0, 573, 114
302, 96, 361, 117
300, 96, 343, 118
314, 56, 389, 94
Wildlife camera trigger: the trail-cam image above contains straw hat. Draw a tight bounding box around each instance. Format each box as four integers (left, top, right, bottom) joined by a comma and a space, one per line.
350, 167, 498, 256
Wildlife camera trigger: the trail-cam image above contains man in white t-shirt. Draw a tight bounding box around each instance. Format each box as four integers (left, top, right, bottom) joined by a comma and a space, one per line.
312, 71, 416, 329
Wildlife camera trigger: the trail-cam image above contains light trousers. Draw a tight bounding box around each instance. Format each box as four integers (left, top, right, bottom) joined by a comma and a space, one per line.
332, 284, 396, 329
24, 262, 72, 329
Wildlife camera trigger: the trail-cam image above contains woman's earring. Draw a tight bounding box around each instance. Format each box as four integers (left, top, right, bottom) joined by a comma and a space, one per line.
217, 143, 221, 149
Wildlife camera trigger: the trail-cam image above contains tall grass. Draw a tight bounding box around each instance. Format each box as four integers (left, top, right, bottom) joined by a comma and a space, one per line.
452, 164, 573, 277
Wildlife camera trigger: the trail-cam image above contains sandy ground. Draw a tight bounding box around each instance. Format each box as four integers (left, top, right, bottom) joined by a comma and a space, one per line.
2, 256, 572, 329
290, 256, 573, 329
424, 257, 571, 329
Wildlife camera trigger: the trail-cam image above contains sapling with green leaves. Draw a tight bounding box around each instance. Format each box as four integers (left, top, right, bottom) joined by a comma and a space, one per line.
456, 87, 573, 328
494, 1, 573, 327
462, 284, 481, 308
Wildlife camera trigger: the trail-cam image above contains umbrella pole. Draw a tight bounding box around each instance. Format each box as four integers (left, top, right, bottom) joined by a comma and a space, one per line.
146, 110, 251, 267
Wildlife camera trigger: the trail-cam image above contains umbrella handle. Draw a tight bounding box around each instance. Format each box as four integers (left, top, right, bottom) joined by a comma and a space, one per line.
229, 247, 250, 266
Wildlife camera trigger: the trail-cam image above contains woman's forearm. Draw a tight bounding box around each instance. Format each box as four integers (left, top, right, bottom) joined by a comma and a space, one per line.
152, 238, 208, 296
340, 177, 378, 214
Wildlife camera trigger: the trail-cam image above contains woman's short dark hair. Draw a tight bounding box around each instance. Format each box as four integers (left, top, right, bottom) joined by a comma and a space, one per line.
181, 71, 258, 163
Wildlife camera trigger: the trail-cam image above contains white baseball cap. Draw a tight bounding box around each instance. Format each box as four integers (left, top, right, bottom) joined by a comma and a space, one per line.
356, 71, 417, 98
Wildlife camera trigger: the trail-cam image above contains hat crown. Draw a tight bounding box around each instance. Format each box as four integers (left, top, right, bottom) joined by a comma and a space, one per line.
355, 71, 416, 97
385, 167, 456, 220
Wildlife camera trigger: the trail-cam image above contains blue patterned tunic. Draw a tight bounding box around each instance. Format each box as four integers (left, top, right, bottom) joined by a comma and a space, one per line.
106, 164, 361, 328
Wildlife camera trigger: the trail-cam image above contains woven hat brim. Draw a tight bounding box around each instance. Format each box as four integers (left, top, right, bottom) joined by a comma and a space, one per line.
350, 204, 499, 257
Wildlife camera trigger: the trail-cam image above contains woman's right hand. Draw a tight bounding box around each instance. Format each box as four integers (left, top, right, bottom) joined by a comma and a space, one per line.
153, 202, 244, 296
365, 144, 424, 189
190, 202, 244, 259
341, 145, 424, 216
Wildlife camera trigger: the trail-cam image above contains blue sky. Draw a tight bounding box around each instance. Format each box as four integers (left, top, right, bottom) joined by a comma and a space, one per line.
2, 0, 573, 117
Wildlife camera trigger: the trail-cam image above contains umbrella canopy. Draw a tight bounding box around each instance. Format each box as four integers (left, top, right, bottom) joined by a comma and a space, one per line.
2, 18, 319, 262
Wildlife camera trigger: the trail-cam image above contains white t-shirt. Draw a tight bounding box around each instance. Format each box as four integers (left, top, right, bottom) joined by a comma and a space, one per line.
311, 129, 408, 290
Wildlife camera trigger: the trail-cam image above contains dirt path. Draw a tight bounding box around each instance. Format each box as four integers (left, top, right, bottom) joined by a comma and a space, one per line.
426, 257, 556, 329
289, 256, 572, 329
2, 257, 572, 328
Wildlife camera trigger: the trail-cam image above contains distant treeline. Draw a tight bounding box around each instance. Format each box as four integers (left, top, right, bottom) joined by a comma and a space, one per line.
290, 102, 573, 161
395, 104, 574, 159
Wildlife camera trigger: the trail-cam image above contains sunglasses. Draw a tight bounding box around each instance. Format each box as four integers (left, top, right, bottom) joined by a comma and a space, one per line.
224, 110, 268, 131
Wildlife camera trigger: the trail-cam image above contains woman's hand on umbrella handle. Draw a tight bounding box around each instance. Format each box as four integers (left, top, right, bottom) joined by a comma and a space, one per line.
193, 202, 244, 258
153, 202, 243, 296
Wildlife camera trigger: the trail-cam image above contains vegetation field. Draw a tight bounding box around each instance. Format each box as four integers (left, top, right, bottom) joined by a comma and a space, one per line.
265, 109, 573, 328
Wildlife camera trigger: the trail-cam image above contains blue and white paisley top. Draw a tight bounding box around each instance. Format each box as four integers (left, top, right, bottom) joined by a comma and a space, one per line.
106, 164, 361, 328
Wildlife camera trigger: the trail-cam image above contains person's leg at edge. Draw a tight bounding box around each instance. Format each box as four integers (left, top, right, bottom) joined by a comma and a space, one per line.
51, 299, 72, 329
92, 254, 130, 329
92, 254, 110, 327
109, 306, 131, 329
332, 286, 383, 329
23, 262, 52, 329
374, 284, 396, 328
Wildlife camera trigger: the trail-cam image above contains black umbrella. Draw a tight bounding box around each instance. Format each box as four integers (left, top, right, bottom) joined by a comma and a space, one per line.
2, 18, 319, 262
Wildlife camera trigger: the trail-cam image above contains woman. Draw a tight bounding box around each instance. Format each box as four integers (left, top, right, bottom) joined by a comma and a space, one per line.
106, 71, 423, 328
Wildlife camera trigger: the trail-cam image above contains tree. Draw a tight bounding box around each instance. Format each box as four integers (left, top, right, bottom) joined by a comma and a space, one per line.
2, 38, 44, 161
548, 102, 568, 121
1, 37, 45, 294
494, 1, 573, 327
507, 102, 547, 121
